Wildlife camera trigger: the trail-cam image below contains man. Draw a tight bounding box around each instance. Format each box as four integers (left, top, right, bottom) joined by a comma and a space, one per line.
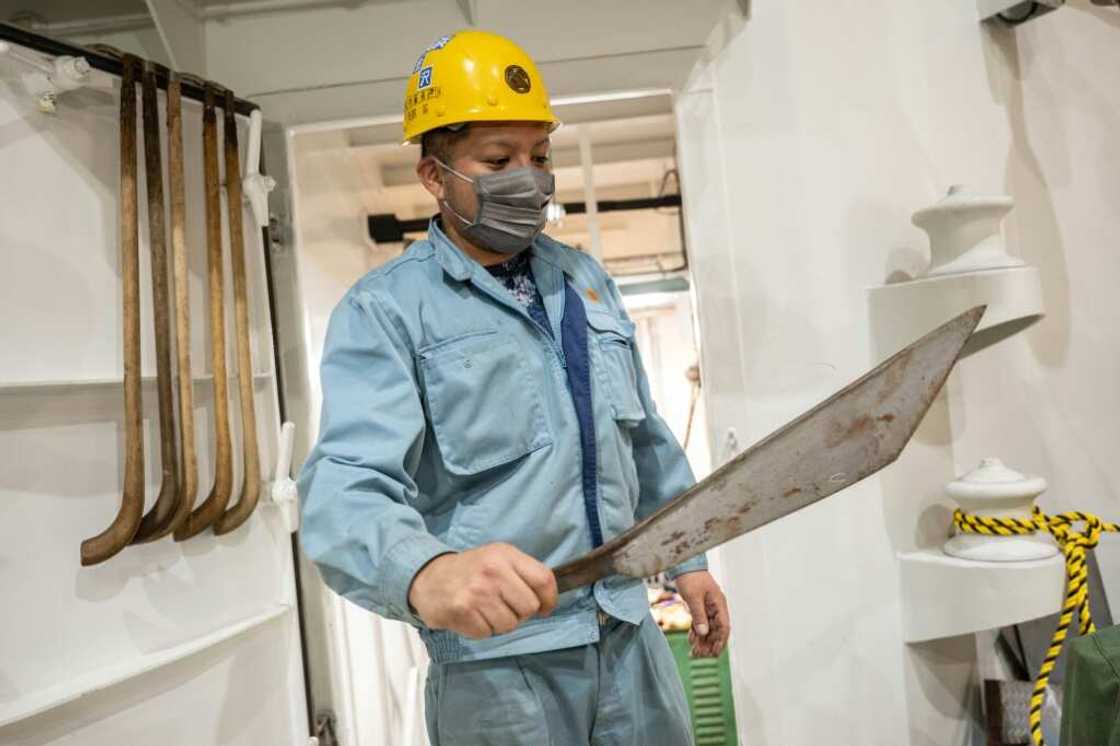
298, 29, 730, 745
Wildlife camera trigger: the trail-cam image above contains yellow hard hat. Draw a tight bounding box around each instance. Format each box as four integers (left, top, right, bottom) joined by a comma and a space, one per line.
402, 30, 559, 144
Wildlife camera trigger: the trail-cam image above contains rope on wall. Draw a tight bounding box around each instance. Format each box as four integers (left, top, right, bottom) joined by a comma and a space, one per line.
953, 506, 1119, 746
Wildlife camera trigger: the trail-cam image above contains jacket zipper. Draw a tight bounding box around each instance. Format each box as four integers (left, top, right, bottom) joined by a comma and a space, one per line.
472, 280, 567, 369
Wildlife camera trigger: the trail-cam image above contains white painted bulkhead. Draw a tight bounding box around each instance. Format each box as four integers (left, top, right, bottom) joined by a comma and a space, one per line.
6, 0, 1120, 743
0, 51, 309, 745
676, 1, 1120, 743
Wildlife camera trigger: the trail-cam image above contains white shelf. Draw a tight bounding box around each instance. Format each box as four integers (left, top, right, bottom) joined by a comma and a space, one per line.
899, 548, 1065, 643
0, 371, 275, 395
0, 603, 292, 729
869, 266, 1044, 360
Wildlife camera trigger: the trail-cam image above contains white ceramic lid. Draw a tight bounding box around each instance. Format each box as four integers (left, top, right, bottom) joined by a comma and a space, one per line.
945, 457, 1047, 501
911, 184, 1014, 228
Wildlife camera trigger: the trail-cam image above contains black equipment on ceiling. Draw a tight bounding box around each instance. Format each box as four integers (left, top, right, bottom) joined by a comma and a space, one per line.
368, 194, 682, 244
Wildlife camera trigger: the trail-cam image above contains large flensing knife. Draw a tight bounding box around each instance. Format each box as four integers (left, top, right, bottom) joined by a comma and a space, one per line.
552, 305, 986, 593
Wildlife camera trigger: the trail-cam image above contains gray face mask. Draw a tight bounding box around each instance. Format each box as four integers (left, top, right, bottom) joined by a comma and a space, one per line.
435, 158, 556, 254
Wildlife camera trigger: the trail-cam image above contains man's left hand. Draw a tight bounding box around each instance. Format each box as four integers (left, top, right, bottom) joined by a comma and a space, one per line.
675, 570, 730, 658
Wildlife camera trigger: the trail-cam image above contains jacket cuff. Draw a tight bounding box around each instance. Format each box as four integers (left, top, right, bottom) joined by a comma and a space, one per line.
382, 532, 457, 627
665, 553, 708, 581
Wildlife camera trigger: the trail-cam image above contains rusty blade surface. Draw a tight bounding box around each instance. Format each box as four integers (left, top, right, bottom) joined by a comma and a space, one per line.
553, 306, 986, 592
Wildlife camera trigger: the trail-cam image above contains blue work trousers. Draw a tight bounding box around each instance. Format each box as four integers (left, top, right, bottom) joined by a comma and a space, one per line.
424, 615, 694, 745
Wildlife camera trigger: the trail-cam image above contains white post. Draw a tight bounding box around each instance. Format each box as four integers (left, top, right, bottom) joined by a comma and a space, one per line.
577, 125, 603, 262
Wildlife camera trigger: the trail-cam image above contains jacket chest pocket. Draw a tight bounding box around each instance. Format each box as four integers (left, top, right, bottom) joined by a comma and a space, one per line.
586, 310, 646, 426
418, 330, 552, 475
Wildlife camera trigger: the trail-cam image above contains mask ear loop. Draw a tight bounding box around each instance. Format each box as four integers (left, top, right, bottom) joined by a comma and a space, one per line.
432, 157, 473, 185
442, 198, 475, 228
432, 158, 476, 228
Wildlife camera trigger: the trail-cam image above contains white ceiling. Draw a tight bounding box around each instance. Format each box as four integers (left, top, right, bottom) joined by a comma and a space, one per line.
4, 0, 734, 126
317, 110, 680, 251
336, 110, 676, 192
1, 0, 146, 24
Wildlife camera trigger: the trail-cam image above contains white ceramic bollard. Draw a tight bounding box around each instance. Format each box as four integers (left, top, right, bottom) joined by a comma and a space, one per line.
943, 457, 1059, 562
912, 184, 1025, 277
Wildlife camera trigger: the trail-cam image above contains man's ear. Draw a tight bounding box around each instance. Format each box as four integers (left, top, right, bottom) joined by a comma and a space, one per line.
416, 156, 445, 200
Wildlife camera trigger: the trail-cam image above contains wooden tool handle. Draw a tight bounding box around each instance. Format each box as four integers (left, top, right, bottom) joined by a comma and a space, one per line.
174, 84, 233, 541
81, 55, 144, 566
214, 89, 261, 536
133, 60, 182, 542
552, 551, 617, 594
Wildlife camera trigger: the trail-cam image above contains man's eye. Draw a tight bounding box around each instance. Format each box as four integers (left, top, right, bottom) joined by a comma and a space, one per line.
533, 155, 551, 165
486, 158, 509, 168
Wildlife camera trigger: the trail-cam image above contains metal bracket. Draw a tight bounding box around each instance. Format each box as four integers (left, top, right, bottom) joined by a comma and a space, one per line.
266, 421, 299, 534
268, 213, 291, 252
313, 710, 340, 746
243, 108, 276, 230
977, 0, 1064, 25
722, 427, 742, 463
0, 40, 90, 112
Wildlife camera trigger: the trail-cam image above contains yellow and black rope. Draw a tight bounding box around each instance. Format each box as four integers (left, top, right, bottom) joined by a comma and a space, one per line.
953, 506, 1119, 746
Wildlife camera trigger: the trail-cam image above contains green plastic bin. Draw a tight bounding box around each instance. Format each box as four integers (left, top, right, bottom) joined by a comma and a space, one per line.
665, 630, 739, 746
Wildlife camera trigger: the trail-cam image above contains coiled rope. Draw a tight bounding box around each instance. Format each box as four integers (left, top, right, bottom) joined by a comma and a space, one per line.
952, 506, 1119, 745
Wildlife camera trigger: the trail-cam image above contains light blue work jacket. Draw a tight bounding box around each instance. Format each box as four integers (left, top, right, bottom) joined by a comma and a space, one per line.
297, 219, 706, 663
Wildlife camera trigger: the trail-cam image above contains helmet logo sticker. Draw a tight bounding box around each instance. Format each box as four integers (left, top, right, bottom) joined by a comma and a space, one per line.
411, 35, 453, 75
504, 64, 532, 94
418, 66, 433, 90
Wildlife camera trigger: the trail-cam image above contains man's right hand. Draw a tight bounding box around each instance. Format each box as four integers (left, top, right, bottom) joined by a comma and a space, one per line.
408, 543, 559, 639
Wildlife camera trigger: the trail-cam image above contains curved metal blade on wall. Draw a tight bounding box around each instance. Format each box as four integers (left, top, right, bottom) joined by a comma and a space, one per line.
132, 60, 182, 543
214, 88, 262, 536
175, 83, 234, 542
164, 72, 199, 537
80, 53, 143, 566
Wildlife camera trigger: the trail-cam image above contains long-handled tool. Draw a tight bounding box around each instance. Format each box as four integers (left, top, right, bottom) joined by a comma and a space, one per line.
132, 61, 181, 543
553, 306, 986, 592
174, 83, 233, 541
214, 89, 261, 536
165, 72, 197, 535
81, 54, 144, 566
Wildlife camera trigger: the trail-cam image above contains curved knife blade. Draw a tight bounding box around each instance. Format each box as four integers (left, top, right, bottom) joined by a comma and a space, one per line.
553, 305, 986, 592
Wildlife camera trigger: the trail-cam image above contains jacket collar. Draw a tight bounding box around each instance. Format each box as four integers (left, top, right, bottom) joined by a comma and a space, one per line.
428, 217, 474, 282
427, 217, 577, 282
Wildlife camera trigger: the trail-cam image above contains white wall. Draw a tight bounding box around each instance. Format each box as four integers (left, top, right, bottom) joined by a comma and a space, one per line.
676, 1, 1120, 744
0, 46, 307, 745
